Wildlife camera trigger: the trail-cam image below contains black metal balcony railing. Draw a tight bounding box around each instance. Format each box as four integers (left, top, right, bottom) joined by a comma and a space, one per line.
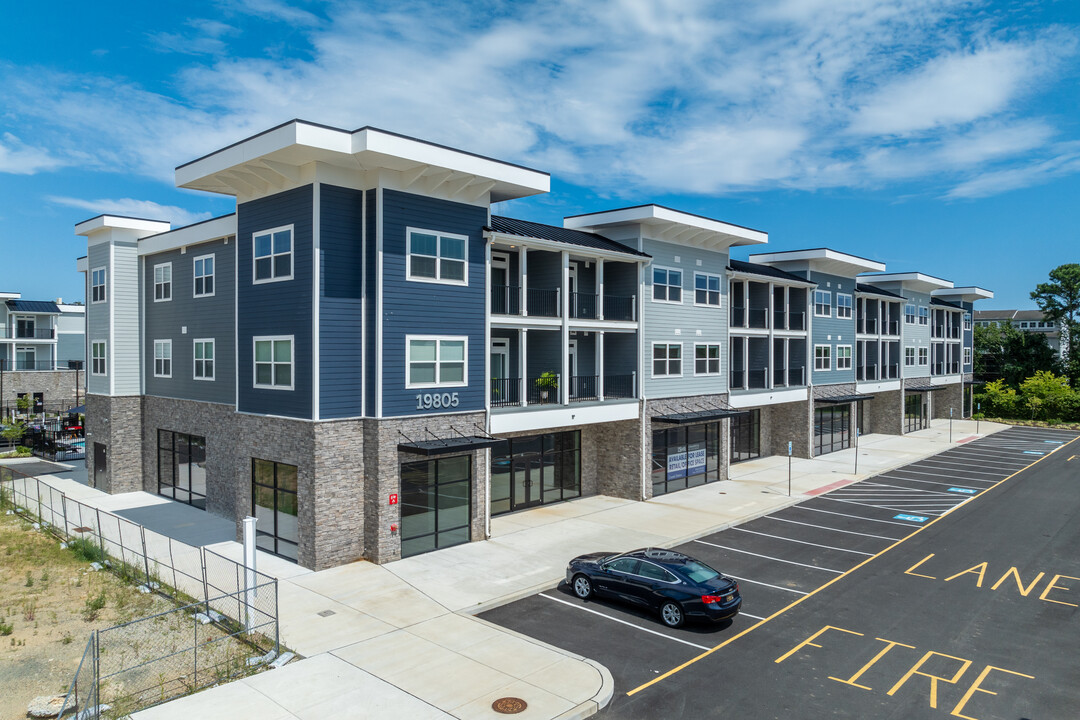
570, 293, 598, 320
773, 366, 786, 385
861, 318, 878, 334
527, 374, 561, 405
730, 307, 746, 327
490, 377, 521, 407
748, 368, 768, 389
948, 327, 961, 339
857, 365, 879, 381
569, 375, 599, 401
789, 366, 806, 386
932, 362, 945, 375
0, 360, 79, 371
932, 325, 945, 338
947, 361, 961, 374
14, 328, 55, 339
730, 369, 745, 389
491, 285, 521, 315
788, 311, 805, 331
747, 308, 768, 329
526, 288, 561, 317
772, 310, 807, 331
885, 320, 900, 336
604, 374, 636, 399
603, 295, 636, 321
885, 363, 900, 379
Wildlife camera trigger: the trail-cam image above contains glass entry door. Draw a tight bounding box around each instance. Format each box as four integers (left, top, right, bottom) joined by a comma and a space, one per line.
905, 393, 926, 432
512, 453, 545, 510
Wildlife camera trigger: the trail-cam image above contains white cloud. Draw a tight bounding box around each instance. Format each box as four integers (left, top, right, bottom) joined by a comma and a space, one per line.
0, 133, 66, 174
945, 145, 1080, 199
47, 196, 213, 228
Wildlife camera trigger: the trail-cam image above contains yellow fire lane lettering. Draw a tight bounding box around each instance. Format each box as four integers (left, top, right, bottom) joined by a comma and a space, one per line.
775, 625, 863, 664
1038, 574, 1080, 608
888, 651, 973, 709
829, 637, 917, 690
943, 562, 988, 587
989, 567, 1045, 596
951, 665, 1036, 720
904, 553, 937, 579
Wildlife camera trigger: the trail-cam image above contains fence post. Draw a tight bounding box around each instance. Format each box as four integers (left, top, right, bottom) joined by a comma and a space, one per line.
140, 526, 152, 590
60, 492, 69, 538
35, 478, 42, 524
200, 549, 210, 614
274, 580, 280, 655
95, 508, 107, 565
93, 630, 100, 715
243, 517, 256, 635
193, 616, 198, 692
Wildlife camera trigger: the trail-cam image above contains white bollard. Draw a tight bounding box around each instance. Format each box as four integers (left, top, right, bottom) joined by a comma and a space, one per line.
243, 516, 257, 635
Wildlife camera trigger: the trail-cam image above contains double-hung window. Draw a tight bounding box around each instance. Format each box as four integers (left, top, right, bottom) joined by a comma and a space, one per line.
153, 340, 172, 377
91, 267, 107, 303
194, 254, 215, 297
694, 344, 720, 375
905, 347, 916, 366
694, 273, 721, 306
407, 229, 467, 284
964, 313, 971, 331
918, 307, 929, 325
653, 343, 682, 377
964, 347, 972, 365
814, 290, 832, 317
253, 226, 293, 283
91, 341, 106, 375
837, 294, 853, 319
194, 339, 215, 380
652, 268, 682, 303
836, 345, 852, 370
814, 345, 831, 371
154, 263, 172, 301
918, 347, 928, 366
254, 336, 293, 389
905, 304, 916, 324
407, 337, 467, 387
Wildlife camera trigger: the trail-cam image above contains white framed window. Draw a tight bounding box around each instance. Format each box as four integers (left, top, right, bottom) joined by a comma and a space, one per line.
406, 228, 468, 285
153, 339, 172, 377
814, 290, 832, 317
905, 347, 916, 366
254, 336, 294, 390
91, 267, 107, 304
652, 343, 682, 377
905, 304, 916, 324
194, 339, 215, 381
694, 344, 721, 375
406, 336, 467, 387
1020, 321, 1029, 329
837, 294, 853, 319
964, 347, 972, 366
918, 306, 929, 325
814, 344, 831, 371
253, 226, 293, 284
836, 345, 852, 370
194, 254, 215, 297
91, 341, 106, 375
963, 313, 971, 331
918, 347, 928, 366
652, 268, 682, 303
694, 273, 721, 307
153, 263, 172, 302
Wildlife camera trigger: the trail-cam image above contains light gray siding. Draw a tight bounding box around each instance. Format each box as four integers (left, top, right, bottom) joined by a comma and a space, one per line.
57, 333, 84, 365
86, 243, 112, 395
642, 238, 728, 398
901, 289, 932, 378
112, 242, 140, 395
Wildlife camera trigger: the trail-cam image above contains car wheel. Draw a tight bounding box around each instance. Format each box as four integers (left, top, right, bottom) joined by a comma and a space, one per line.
572, 574, 593, 600
660, 601, 684, 628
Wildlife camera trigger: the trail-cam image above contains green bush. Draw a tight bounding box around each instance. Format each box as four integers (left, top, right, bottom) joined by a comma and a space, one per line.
68, 537, 105, 564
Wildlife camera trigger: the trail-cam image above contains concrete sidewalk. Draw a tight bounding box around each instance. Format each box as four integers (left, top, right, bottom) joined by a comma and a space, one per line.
21, 418, 1006, 720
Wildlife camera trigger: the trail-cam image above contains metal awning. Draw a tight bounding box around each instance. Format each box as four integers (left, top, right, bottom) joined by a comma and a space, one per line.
397, 436, 505, 456
652, 408, 748, 424
905, 382, 948, 392
814, 394, 875, 404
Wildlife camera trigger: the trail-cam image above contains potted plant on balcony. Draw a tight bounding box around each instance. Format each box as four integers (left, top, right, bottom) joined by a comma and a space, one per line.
535, 371, 559, 401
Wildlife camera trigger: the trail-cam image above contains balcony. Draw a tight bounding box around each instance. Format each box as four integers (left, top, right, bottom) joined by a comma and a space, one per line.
932, 362, 945, 375
884, 363, 899, 379
860, 318, 878, 335
857, 365, 879, 381
602, 295, 636, 321
491, 372, 638, 407
2, 327, 55, 339
491, 286, 636, 322
772, 310, 806, 331
884, 320, 900, 336
773, 365, 806, 387
0, 360, 78, 371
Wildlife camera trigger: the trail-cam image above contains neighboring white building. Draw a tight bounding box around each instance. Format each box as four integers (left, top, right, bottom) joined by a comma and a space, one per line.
973, 309, 1066, 358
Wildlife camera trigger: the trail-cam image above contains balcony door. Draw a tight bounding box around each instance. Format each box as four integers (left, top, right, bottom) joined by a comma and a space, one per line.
490, 339, 516, 406
491, 252, 514, 314
567, 339, 577, 399
16, 347, 35, 370
15, 317, 34, 339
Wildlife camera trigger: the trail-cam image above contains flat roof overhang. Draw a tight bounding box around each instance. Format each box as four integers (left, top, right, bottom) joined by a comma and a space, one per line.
932, 286, 994, 303
814, 394, 876, 404
651, 408, 748, 424
860, 272, 953, 294
749, 248, 886, 277
564, 204, 767, 252
175, 120, 550, 203
397, 436, 505, 456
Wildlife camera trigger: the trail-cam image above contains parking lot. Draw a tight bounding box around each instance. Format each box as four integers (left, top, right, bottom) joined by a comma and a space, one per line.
480, 426, 1080, 716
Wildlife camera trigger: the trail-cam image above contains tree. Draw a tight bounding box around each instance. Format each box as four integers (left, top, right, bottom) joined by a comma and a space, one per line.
1031, 263, 1080, 385
974, 321, 1058, 385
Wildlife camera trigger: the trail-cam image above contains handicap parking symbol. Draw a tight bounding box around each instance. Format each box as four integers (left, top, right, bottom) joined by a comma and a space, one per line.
894, 514, 929, 522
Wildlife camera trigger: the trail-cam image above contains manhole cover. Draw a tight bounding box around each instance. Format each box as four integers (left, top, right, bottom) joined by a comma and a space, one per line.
492, 697, 528, 714
317, 609, 336, 617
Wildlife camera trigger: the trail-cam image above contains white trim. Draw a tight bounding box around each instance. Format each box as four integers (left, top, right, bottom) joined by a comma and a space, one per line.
813, 290, 832, 318
153, 262, 173, 302
904, 346, 916, 366
360, 189, 367, 417
193, 253, 216, 298
138, 215, 235, 256
91, 266, 107, 304
91, 340, 107, 376
693, 272, 722, 308
489, 399, 639, 434
108, 244, 115, 395
252, 224, 295, 285
193, 338, 216, 381
814, 344, 832, 371
918, 347, 929, 366
405, 335, 469, 389
651, 266, 684, 304
153, 339, 172, 378
728, 387, 809, 408
376, 186, 384, 418
836, 344, 852, 370
693, 342, 722, 376
253, 335, 295, 390
405, 226, 469, 286
651, 341, 683, 378
836, 293, 853, 319
313, 182, 321, 421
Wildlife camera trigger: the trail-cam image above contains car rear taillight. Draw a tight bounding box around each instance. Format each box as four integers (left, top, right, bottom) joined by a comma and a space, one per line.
701, 594, 724, 604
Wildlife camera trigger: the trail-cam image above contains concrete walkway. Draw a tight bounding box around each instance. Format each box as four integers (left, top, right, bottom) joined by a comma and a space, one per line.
13, 419, 1008, 720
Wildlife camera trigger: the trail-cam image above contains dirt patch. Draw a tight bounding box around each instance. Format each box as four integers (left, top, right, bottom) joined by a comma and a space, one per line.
0, 512, 175, 720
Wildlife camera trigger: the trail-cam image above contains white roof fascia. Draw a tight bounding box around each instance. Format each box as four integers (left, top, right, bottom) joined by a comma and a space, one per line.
749, 248, 885, 276
139, 215, 237, 256
860, 272, 953, 293
58, 304, 86, 313
75, 215, 171, 238
75, 257, 88, 273
931, 287, 994, 303
0, 292, 21, 299
564, 205, 767, 248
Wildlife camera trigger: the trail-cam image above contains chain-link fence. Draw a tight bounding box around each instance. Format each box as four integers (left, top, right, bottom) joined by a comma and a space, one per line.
0, 465, 283, 718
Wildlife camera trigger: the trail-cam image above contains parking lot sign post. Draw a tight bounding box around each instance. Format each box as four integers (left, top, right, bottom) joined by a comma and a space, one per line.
854, 429, 860, 475
977, 402, 981, 434
949, 407, 954, 443
787, 441, 792, 497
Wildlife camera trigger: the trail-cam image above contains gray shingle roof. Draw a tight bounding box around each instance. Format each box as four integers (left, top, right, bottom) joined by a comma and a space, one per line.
856, 283, 906, 300
488, 216, 649, 258
728, 259, 809, 284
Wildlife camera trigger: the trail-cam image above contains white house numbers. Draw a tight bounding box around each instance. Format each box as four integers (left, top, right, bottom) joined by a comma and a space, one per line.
415, 392, 460, 410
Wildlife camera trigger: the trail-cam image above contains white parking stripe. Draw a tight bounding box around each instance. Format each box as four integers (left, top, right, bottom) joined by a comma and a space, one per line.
693, 539, 845, 573
860, 480, 959, 496
763, 515, 901, 541
730, 527, 874, 555
940, 451, 1029, 464
903, 461, 1003, 475
739, 611, 766, 620
819, 497, 943, 516
538, 593, 711, 651
725, 574, 808, 595
794, 505, 924, 528
876, 474, 982, 490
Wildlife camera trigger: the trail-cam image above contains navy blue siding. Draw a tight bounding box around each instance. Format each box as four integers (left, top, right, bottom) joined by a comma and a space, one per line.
604, 333, 637, 376
237, 185, 314, 419
365, 189, 377, 417
319, 185, 364, 419
380, 190, 487, 417
962, 300, 974, 372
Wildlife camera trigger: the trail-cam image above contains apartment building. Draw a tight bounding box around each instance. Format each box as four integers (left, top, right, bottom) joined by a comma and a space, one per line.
76, 120, 992, 570
0, 292, 85, 411
973, 309, 1064, 358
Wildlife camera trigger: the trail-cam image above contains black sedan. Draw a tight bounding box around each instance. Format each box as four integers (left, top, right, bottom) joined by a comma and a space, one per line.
565, 547, 741, 628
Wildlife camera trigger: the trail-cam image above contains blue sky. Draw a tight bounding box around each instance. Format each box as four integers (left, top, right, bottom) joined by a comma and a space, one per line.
1, 0, 1078, 308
